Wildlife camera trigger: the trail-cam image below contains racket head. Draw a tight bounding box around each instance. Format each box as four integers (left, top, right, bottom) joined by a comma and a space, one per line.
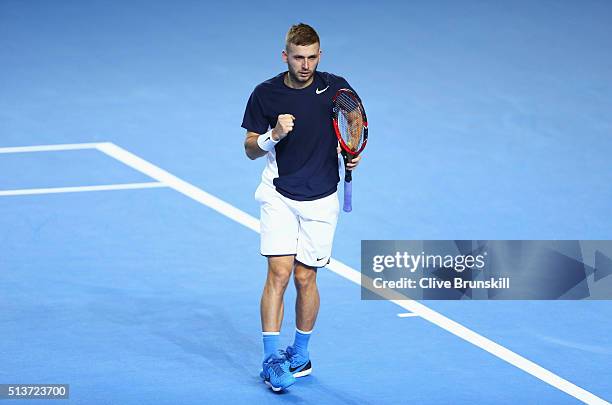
332, 88, 368, 157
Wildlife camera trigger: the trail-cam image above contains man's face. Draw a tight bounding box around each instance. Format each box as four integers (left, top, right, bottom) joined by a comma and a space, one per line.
283, 43, 321, 83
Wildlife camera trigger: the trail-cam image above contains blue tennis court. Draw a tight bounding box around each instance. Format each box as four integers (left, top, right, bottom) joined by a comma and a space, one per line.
1, 1, 611, 403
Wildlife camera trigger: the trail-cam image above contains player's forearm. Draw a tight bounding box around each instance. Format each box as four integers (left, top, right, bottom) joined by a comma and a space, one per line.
244, 134, 268, 160
244, 118, 290, 160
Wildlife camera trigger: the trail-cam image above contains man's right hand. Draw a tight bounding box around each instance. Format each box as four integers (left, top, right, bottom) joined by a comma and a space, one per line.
271, 114, 295, 141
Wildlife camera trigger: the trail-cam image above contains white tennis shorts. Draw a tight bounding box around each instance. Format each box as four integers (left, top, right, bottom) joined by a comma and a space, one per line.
255, 183, 340, 268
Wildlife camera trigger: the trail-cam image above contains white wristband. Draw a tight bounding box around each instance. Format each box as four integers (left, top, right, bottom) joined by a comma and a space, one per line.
257, 130, 279, 152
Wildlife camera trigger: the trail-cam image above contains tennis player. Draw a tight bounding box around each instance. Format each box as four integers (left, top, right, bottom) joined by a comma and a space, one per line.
242, 23, 362, 391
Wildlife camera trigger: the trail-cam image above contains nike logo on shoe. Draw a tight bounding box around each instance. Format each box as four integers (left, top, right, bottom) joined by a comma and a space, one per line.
289, 360, 312, 373
315, 86, 329, 94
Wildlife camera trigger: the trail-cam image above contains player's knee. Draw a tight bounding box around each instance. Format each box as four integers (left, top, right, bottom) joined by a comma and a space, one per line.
268, 271, 291, 290
294, 268, 316, 289
267, 259, 292, 290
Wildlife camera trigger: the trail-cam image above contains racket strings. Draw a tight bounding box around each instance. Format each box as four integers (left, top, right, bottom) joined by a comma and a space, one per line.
336, 93, 365, 152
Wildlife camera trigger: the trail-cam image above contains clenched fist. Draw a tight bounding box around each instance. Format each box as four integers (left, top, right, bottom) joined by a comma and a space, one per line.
271, 114, 295, 141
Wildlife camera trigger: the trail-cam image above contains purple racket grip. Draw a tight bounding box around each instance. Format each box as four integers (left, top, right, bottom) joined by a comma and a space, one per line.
343, 180, 352, 212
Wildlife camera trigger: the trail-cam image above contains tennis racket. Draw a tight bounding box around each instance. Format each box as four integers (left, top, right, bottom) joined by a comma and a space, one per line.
332, 88, 368, 212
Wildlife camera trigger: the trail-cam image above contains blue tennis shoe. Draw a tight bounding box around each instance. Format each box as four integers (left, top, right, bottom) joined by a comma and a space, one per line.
260, 354, 296, 391
283, 345, 312, 378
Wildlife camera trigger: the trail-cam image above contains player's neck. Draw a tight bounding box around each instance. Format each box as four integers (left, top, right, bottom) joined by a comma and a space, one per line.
284, 72, 314, 89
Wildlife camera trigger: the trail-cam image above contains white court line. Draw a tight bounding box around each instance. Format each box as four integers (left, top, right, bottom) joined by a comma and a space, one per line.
0, 182, 167, 197
7, 141, 599, 404
398, 312, 419, 318
94, 142, 610, 404
96, 141, 609, 405
0, 142, 101, 154
96, 142, 260, 233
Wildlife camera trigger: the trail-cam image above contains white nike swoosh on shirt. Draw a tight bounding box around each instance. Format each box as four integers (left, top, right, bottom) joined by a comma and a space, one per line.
316, 86, 329, 94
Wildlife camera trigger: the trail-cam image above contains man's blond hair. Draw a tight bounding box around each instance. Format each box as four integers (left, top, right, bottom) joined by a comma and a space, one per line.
285, 23, 320, 48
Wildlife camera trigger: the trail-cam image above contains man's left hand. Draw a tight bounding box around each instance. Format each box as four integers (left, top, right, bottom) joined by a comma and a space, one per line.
346, 154, 361, 171
337, 143, 362, 171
